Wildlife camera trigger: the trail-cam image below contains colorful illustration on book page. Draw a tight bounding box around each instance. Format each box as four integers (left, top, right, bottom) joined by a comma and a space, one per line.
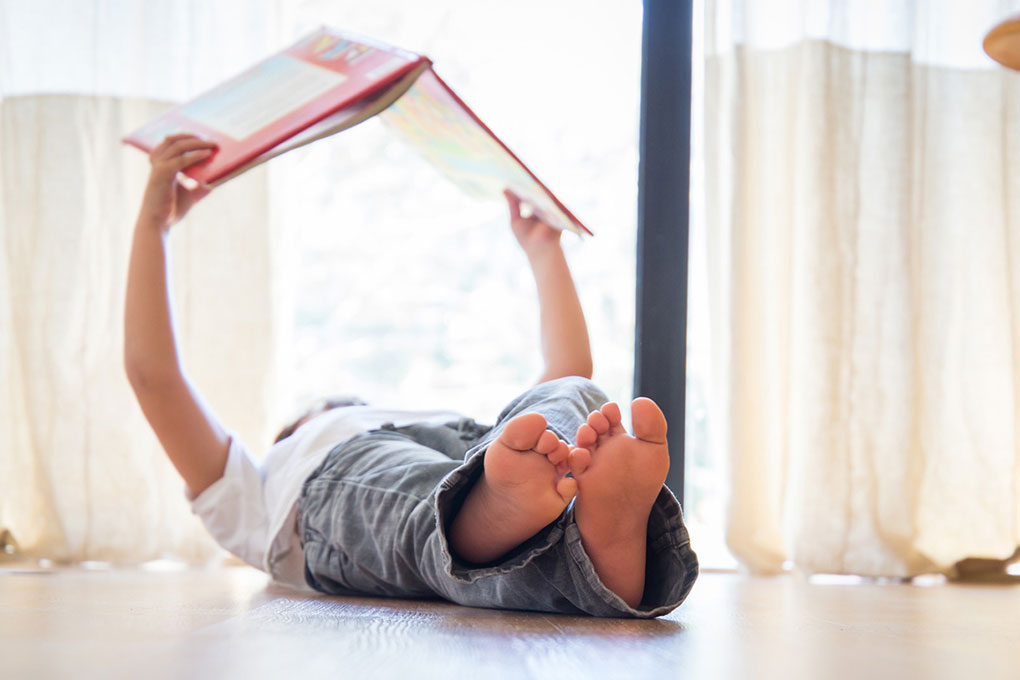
179, 54, 347, 141
379, 69, 586, 235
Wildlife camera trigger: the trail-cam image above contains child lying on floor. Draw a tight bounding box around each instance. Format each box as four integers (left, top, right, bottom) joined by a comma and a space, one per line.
124, 134, 698, 617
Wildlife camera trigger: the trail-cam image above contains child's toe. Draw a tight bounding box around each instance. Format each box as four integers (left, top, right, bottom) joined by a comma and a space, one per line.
587, 410, 610, 434
576, 423, 598, 449
535, 430, 560, 455
600, 402, 623, 428
567, 446, 591, 477
547, 440, 570, 465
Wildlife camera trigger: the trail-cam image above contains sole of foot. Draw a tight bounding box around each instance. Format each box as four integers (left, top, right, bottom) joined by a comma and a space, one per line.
449, 412, 589, 565
572, 398, 670, 607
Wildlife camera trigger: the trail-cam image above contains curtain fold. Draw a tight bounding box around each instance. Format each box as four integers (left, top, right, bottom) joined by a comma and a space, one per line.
704, 0, 1020, 575
0, 2, 285, 563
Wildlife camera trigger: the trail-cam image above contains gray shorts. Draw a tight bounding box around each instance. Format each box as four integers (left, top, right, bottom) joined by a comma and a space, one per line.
296, 376, 699, 618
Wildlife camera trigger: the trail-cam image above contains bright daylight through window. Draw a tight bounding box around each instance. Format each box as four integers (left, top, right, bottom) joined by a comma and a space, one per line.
274, 0, 732, 568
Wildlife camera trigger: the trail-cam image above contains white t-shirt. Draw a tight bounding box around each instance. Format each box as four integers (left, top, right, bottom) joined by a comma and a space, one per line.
187, 406, 464, 590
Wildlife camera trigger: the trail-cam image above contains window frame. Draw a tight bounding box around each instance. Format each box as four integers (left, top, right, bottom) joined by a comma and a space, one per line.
635, 0, 693, 502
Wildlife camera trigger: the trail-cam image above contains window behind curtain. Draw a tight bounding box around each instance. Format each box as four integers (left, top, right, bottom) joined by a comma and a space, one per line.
273, 0, 733, 568
274, 1, 642, 422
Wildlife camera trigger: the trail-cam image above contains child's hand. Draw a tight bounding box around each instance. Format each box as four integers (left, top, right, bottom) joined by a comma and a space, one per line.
138, 134, 217, 231
505, 189, 562, 257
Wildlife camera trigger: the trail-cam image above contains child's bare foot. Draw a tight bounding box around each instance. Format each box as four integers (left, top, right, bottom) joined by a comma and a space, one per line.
573, 398, 669, 608
449, 412, 589, 564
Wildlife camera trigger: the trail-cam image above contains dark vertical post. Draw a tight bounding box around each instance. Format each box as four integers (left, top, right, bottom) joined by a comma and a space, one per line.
636, 0, 692, 502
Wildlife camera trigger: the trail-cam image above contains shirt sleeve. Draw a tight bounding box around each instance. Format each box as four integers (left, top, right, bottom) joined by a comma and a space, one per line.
185, 436, 269, 571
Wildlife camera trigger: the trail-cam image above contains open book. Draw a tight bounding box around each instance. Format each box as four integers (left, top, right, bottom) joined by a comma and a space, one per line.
123, 28, 590, 235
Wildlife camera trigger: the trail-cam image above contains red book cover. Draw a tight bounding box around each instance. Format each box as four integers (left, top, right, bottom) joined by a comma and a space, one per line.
124, 29, 426, 187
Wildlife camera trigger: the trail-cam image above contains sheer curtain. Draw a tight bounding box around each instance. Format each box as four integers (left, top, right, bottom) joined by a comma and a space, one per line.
0, 1, 286, 563
0, 1, 641, 566
703, 0, 1020, 575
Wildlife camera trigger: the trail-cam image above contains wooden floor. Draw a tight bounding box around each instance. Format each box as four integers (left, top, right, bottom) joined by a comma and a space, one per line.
1, 564, 1018, 679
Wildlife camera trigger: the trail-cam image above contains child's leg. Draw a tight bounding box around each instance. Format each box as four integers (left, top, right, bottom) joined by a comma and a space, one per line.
447, 412, 587, 564
298, 377, 698, 616
434, 377, 697, 617
444, 375, 608, 566
447, 394, 673, 609
298, 430, 464, 598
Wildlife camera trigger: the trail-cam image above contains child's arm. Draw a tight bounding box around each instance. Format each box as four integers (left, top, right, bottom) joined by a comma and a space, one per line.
124, 134, 229, 497
505, 191, 593, 383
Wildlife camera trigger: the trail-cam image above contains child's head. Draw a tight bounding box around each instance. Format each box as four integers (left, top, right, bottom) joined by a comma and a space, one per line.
274, 395, 367, 444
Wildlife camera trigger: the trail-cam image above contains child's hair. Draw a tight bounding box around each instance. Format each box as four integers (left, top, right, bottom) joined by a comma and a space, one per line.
273, 396, 367, 444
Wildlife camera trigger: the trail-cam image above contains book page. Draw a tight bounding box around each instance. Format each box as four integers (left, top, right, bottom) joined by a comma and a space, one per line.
180, 54, 347, 141
379, 69, 585, 234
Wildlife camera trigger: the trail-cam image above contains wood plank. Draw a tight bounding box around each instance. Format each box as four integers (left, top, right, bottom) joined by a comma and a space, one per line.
2, 565, 1018, 679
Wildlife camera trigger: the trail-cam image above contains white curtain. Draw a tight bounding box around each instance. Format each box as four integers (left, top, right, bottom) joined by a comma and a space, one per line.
0, 0, 642, 566
704, 0, 1020, 575
0, 1, 286, 563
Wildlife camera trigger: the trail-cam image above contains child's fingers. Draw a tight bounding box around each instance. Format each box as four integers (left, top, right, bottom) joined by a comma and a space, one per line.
168, 148, 214, 173
152, 133, 206, 155
504, 189, 522, 220
163, 136, 217, 158
152, 133, 192, 153
177, 183, 211, 213
184, 184, 211, 202
152, 136, 217, 164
